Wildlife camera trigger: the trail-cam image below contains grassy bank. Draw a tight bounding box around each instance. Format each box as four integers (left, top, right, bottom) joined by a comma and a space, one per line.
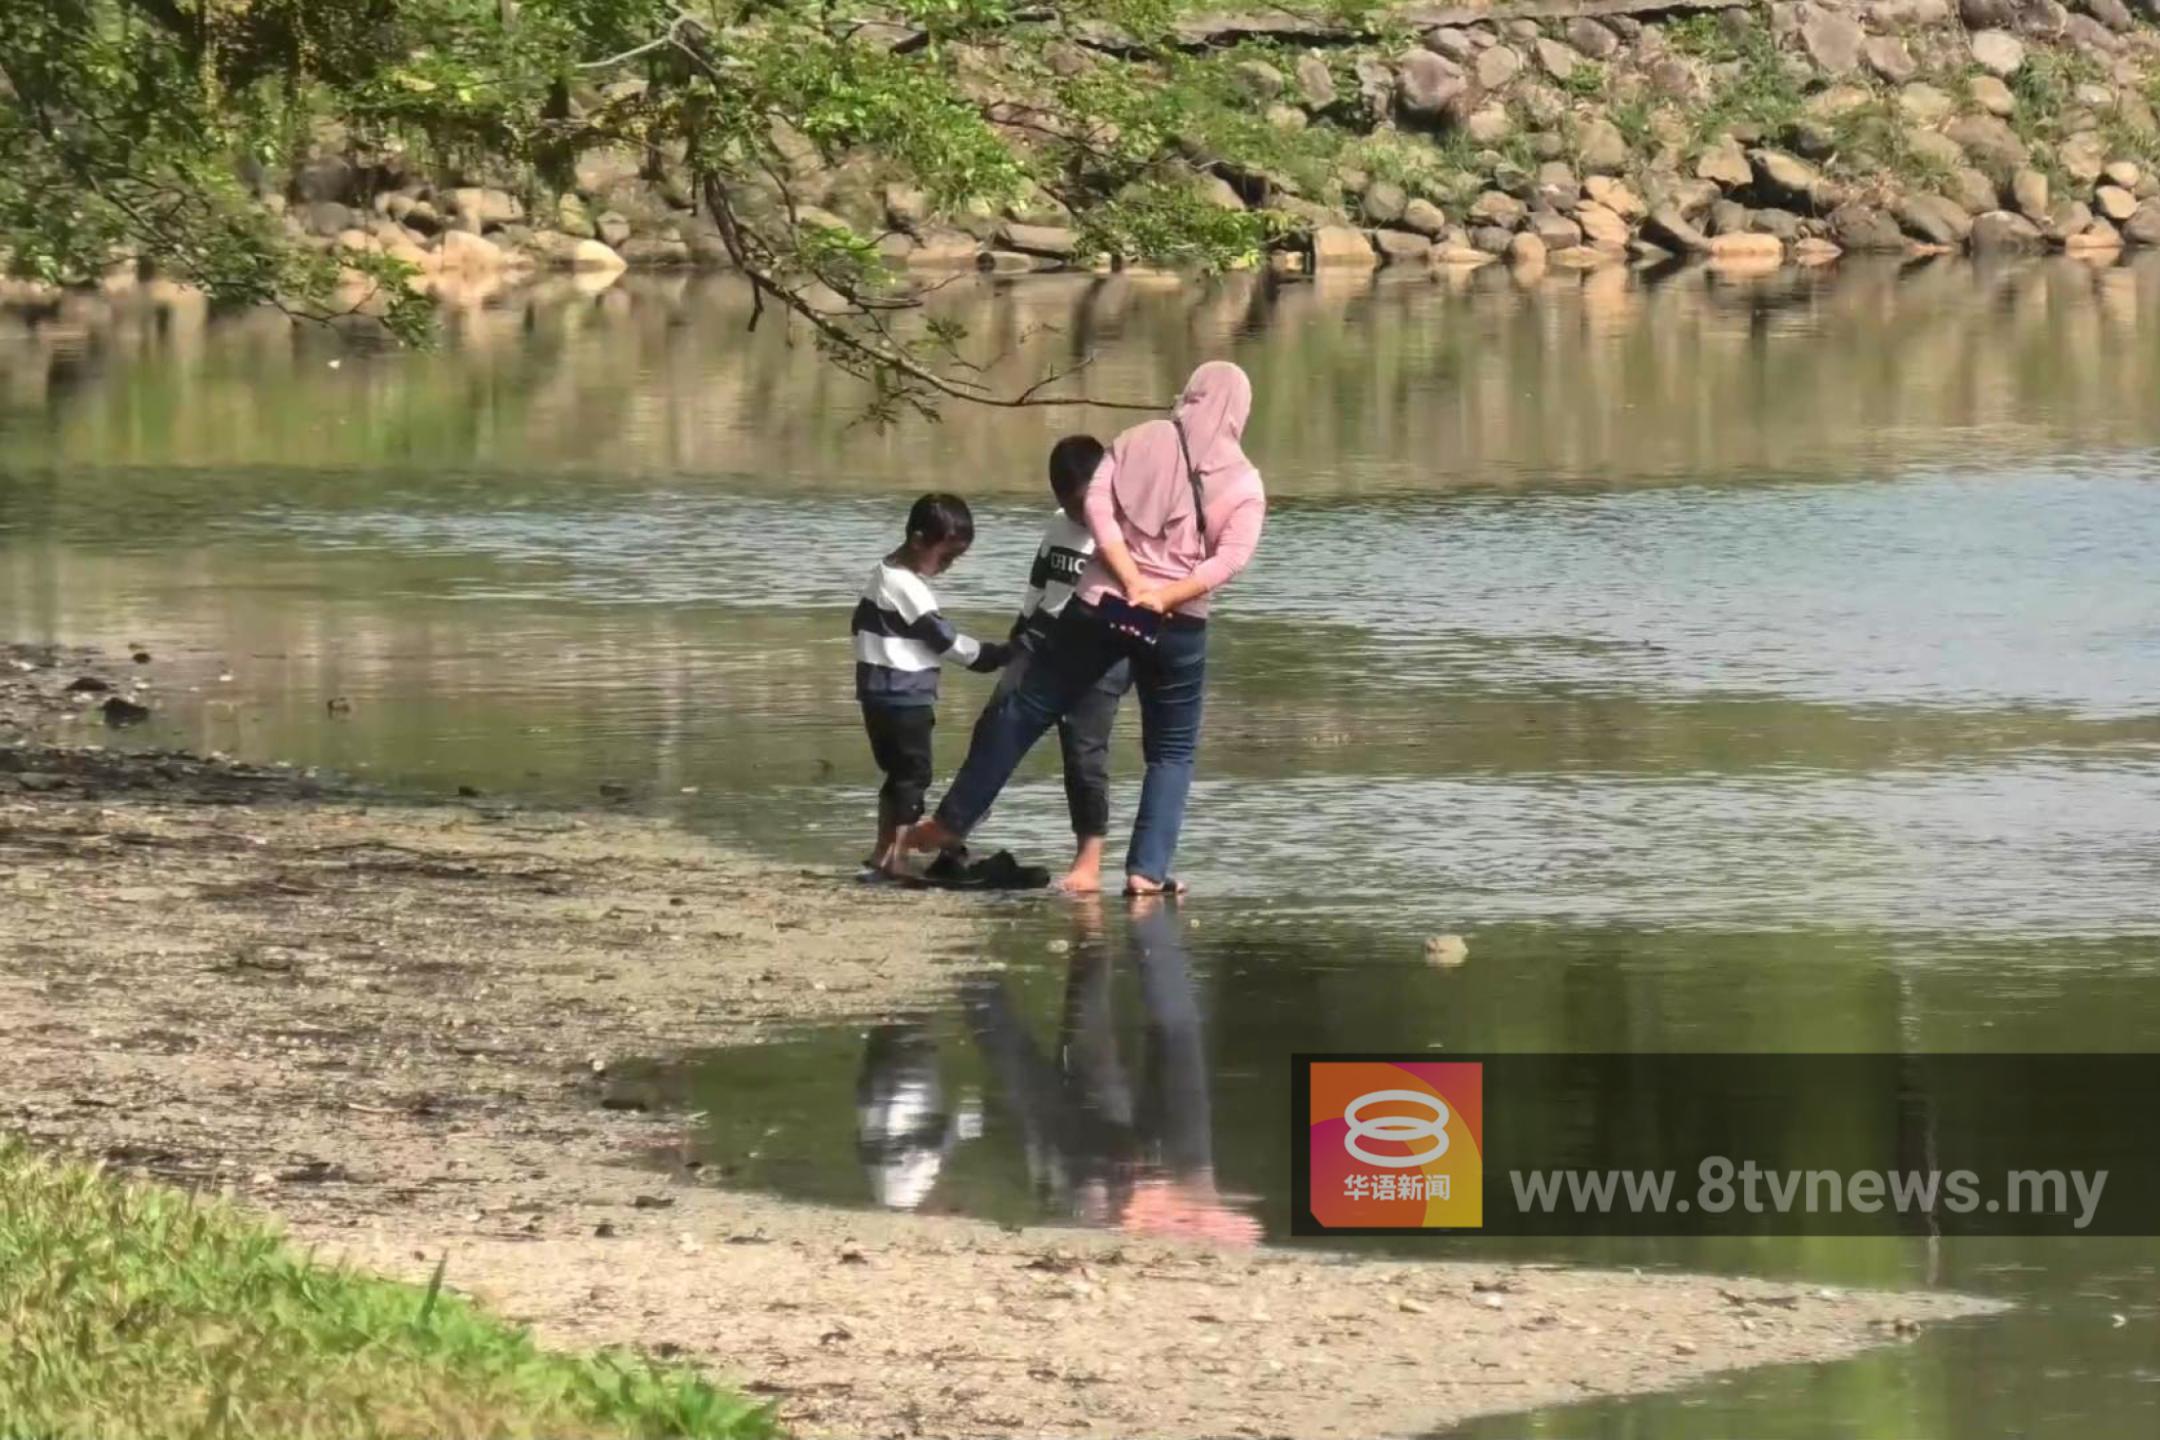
0, 1140, 773, 1440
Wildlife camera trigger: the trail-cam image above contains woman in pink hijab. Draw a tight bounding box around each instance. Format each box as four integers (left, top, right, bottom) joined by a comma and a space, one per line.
900, 361, 1268, 893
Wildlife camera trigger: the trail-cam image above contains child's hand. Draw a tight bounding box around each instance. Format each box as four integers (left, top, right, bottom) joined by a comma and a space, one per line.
974, 641, 1013, 672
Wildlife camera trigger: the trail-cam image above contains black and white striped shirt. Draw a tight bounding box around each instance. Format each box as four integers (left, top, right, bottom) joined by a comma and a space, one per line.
852, 561, 1002, 706
1014, 509, 1095, 648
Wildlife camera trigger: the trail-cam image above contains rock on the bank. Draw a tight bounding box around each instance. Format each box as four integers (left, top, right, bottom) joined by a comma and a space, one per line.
1396, 51, 1470, 124
571, 239, 627, 273
1402, 199, 1450, 237
1830, 204, 1907, 251
1371, 229, 1434, 265
1312, 225, 1379, 268
1799, 5, 1866, 74
1969, 210, 2047, 252
997, 223, 1076, 259
1898, 195, 1974, 244
438, 229, 505, 273
1970, 30, 2026, 76
2126, 203, 2160, 246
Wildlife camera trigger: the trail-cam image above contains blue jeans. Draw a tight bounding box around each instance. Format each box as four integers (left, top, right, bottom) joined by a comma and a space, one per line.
935, 602, 1207, 882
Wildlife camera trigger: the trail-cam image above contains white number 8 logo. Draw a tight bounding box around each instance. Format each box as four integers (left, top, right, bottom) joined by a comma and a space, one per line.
1342, 1090, 1451, 1168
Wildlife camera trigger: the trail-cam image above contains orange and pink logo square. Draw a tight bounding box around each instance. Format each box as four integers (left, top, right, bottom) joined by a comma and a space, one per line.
1308, 1061, 1483, 1228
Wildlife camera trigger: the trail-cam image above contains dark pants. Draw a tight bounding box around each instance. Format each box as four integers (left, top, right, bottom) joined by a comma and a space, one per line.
983, 644, 1131, 839
862, 702, 935, 829
936, 602, 1206, 883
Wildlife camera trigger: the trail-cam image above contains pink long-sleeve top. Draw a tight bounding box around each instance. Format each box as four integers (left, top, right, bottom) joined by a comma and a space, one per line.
1077, 451, 1267, 620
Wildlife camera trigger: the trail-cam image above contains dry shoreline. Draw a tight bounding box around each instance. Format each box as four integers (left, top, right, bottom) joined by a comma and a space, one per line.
1, 645, 1998, 1438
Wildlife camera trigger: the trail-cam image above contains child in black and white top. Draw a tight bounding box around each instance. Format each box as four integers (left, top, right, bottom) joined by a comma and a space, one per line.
988, 435, 1133, 894
853, 493, 1007, 869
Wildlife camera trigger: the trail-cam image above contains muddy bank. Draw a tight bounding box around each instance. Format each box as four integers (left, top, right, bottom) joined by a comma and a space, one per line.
1, 646, 1997, 1438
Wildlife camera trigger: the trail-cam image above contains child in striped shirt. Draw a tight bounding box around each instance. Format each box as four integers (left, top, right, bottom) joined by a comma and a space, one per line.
853, 493, 1007, 870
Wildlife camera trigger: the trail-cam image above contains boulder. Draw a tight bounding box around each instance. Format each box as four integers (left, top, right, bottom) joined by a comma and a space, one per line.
2058, 131, 2108, 185
1584, 176, 1648, 219
1506, 231, 1548, 267
1807, 84, 1876, 122
1897, 83, 1956, 125
1960, 0, 2017, 22
1865, 36, 1918, 84
1970, 30, 2025, 76
1897, 195, 1973, 244
401, 200, 442, 236
1466, 105, 1515, 144
1753, 207, 1806, 241
2096, 185, 2139, 221
1576, 201, 1631, 247
885, 184, 931, 231
450, 186, 524, 230
1403, 199, 1450, 237
1371, 229, 1434, 264
1798, 5, 1866, 74
596, 210, 632, 248
438, 228, 505, 273
1470, 225, 1517, 255
1907, 130, 1968, 172
1535, 162, 1581, 211
1295, 53, 1338, 110
1945, 115, 2029, 179
1969, 75, 2017, 117
1577, 118, 1631, 175
1530, 209, 1583, 248
1355, 55, 1397, 122
905, 229, 983, 269
619, 236, 693, 267
575, 145, 643, 195
2066, 218, 2121, 253
1793, 236, 1844, 265
571, 239, 627, 274
1267, 104, 1310, 131
1749, 149, 1830, 209
2043, 200, 2096, 243
1469, 190, 1528, 228
1311, 225, 1379, 268
1535, 38, 1577, 82
2079, 0, 2135, 29
1643, 205, 1711, 253
1363, 181, 1409, 225
292, 155, 358, 206
1437, 243, 1495, 266
556, 194, 597, 239
2104, 161, 2142, 189
1566, 17, 1620, 61
2063, 14, 2119, 53
306, 201, 355, 238
2124, 203, 2160, 246
2013, 169, 2050, 220
1831, 203, 1909, 251
997, 222, 1076, 258
1476, 45, 1523, 90
1709, 199, 1752, 235
1396, 51, 1470, 124
1697, 136, 1754, 189
1951, 167, 2002, 217
1968, 209, 2046, 252
1425, 27, 1476, 62
1235, 59, 1287, 102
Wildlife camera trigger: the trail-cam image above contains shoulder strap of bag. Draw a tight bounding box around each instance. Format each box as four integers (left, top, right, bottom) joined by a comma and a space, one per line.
1171, 418, 1210, 548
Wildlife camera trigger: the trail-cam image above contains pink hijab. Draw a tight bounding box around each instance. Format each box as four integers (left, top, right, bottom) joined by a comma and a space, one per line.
1107, 361, 1254, 541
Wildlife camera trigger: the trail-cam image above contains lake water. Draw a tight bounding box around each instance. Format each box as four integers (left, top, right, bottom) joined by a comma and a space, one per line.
3, 261, 2158, 1436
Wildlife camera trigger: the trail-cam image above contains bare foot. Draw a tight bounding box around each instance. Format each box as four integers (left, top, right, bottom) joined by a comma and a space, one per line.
1054, 866, 1103, 895
1119, 1178, 1261, 1247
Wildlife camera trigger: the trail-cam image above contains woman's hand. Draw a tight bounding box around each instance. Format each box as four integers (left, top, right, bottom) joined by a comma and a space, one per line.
1130, 586, 1169, 613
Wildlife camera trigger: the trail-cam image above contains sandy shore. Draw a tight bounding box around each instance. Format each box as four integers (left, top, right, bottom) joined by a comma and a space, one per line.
1, 644, 1998, 1438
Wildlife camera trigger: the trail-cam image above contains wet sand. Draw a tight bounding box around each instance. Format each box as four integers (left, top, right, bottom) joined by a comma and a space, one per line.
1, 645, 1998, 1438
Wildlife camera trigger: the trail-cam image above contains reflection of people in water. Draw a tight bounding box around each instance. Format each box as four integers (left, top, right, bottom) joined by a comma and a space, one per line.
963, 898, 1260, 1244
853, 1022, 980, 1211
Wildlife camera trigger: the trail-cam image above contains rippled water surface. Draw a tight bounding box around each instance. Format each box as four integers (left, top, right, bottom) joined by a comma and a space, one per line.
4, 261, 2159, 1436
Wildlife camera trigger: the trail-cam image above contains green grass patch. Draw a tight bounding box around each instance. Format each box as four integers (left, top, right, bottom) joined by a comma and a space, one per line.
0, 1140, 775, 1440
